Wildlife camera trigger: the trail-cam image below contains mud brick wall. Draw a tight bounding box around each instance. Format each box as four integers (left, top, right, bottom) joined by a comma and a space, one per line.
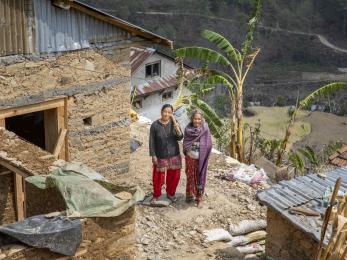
0, 47, 132, 178
266, 208, 317, 260
67, 80, 131, 178
0, 173, 16, 225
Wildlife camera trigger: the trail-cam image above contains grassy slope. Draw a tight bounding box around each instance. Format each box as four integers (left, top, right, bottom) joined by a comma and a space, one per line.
244, 106, 311, 145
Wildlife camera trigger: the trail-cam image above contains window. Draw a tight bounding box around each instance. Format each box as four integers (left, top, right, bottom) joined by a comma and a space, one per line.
0, 98, 68, 160
133, 99, 142, 109
162, 91, 173, 101
145, 61, 161, 78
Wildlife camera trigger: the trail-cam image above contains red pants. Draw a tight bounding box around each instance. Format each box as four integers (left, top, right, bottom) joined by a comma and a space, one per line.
152, 165, 180, 198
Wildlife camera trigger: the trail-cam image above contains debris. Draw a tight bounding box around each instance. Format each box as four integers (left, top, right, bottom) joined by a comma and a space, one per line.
230, 220, 267, 236
223, 164, 268, 185
203, 229, 233, 242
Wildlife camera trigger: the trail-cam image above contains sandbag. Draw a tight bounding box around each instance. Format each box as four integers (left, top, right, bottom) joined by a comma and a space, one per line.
228, 231, 267, 247
236, 243, 264, 254
203, 229, 233, 242
230, 220, 266, 236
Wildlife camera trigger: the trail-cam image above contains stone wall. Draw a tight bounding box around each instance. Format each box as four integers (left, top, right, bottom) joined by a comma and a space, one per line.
266, 208, 317, 260
0, 172, 16, 225
0, 47, 132, 177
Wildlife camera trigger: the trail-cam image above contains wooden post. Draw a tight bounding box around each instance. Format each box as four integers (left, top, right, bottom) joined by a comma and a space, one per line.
64, 97, 69, 161
53, 129, 67, 158
0, 119, 5, 127
14, 173, 25, 221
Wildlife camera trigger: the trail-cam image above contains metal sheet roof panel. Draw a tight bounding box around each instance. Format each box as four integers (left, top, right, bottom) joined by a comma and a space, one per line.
257, 167, 347, 243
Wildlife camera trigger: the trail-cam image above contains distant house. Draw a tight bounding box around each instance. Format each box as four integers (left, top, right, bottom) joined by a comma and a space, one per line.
130, 47, 191, 122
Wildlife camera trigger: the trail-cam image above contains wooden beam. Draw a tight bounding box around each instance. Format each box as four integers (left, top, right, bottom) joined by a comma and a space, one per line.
0, 160, 30, 177
0, 118, 5, 127
0, 170, 11, 176
53, 128, 67, 158
0, 98, 65, 119
44, 108, 59, 153
57, 106, 66, 160
14, 173, 26, 221
70, 2, 173, 49
64, 97, 69, 161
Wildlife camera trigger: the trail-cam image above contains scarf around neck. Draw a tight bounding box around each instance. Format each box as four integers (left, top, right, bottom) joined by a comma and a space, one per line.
183, 122, 212, 190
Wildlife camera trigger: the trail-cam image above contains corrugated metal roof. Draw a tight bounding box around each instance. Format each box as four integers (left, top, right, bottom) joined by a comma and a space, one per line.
136, 74, 177, 96
71, 1, 173, 49
257, 167, 347, 243
34, 0, 132, 54
130, 47, 156, 73
0, 0, 34, 56
330, 146, 347, 167
1, 0, 173, 57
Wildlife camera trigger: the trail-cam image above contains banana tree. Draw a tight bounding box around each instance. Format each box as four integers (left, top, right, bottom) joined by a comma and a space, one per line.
276, 82, 347, 165
174, 73, 225, 139
175, 0, 262, 162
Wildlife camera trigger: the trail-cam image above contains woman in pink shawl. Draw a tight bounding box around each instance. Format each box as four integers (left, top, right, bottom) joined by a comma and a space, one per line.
183, 110, 212, 207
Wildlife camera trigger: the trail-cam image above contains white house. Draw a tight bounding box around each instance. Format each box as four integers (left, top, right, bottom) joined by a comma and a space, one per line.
130, 46, 191, 125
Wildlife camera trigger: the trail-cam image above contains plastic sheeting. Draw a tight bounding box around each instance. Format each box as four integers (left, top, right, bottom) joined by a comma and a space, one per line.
0, 215, 81, 256
26, 161, 145, 218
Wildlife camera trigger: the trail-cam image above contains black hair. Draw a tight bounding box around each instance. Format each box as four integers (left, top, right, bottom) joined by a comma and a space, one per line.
161, 104, 174, 112
190, 110, 203, 122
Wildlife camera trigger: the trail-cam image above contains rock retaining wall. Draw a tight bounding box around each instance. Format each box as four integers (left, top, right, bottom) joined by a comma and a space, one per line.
266, 208, 317, 260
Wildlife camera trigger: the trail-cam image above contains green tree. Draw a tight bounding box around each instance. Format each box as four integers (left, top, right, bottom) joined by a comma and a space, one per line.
175, 0, 262, 162
277, 82, 347, 165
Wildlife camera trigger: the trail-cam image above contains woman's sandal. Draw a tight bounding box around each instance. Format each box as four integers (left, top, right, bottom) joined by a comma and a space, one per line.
185, 196, 195, 203
150, 197, 158, 205
167, 195, 178, 203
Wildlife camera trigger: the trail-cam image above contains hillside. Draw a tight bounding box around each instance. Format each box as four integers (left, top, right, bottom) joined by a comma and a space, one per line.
82, 0, 347, 112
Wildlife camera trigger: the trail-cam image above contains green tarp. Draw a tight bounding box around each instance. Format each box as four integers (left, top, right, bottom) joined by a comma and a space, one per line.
26, 162, 144, 218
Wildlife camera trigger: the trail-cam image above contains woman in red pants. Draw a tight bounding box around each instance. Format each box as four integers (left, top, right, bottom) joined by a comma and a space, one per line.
149, 104, 183, 204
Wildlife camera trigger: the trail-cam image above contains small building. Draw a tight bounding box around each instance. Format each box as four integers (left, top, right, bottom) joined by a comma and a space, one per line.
0, 0, 171, 177
0, 0, 171, 258
257, 167, 347, 260
130, 46, 191, 123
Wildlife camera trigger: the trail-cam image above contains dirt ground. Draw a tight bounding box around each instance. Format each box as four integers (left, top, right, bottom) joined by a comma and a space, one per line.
117, 122, 267, 260
293, 111, 347, 150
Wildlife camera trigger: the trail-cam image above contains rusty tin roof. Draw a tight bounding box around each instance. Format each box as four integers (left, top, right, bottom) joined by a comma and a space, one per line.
330, 146, 347, 167
257, 167, 347, 243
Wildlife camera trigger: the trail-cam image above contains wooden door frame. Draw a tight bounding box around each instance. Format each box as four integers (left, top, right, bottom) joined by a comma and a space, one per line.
0, 97, 69, 160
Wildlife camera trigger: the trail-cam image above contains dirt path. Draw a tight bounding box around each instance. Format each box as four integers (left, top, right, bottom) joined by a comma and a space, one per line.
120, 122, 267, 260
137, 11, 347, 54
